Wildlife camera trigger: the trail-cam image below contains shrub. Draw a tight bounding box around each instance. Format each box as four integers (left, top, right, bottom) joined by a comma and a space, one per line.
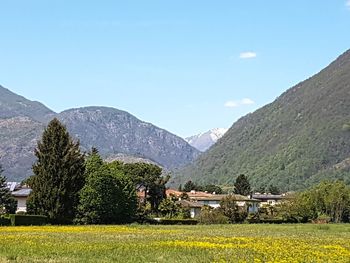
198, 207, 229, 225
9, 214, 47, 226
220, 195, 248, 223
0, 216, 10, 226
156, 219, 198, 225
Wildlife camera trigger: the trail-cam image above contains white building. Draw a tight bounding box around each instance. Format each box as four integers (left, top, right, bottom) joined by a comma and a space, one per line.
11, 188, 32, 213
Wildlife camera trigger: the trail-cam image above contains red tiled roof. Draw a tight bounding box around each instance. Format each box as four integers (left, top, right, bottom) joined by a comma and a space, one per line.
166, 189, 183, 197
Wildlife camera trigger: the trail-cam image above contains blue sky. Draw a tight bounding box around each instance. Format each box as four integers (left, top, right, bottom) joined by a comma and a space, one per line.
0, 1, 350, 137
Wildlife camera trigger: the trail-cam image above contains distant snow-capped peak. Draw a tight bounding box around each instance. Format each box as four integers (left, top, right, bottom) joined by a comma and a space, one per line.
186, 128, 228, 152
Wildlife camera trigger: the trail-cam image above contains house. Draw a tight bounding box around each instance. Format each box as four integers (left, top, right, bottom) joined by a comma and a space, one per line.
189, 192, 260, 214
251, 194, 287, 207
6, 182, 20, 192
189, 193, 226, 209
175, 200, 203, 218
6, 182, 32, 213
11, 188, 32, 213
165, 189, 183, 198
165, 189, 261, 214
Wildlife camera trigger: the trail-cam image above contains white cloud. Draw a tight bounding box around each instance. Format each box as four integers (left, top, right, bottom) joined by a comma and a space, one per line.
239, 52, 257, 59
241, 98, 255, 105
224, 101, 239, 108
224, 98, 255, 108
346, 0, 350, 8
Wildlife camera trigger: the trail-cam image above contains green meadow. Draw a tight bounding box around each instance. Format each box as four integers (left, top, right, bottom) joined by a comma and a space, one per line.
1, 224, 350, 262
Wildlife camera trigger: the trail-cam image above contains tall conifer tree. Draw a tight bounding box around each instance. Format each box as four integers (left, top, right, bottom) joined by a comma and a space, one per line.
27, 118, 85, 224
234, 174, 251, 196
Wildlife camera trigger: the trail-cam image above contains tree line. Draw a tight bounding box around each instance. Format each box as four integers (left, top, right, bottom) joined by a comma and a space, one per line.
23, 118, 168, 224
2, 118, 350, 224
181, 174, 281, 196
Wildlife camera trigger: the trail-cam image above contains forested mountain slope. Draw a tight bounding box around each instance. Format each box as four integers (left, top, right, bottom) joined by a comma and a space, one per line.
179, 50, 350, 191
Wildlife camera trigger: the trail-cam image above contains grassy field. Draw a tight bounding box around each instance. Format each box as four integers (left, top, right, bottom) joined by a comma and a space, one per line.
0, 224, 350, 262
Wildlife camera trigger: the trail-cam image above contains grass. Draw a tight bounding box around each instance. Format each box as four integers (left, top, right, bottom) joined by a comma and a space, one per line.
0, 224, 350, 262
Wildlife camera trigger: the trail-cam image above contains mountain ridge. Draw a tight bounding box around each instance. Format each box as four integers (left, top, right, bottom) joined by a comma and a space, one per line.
178, 49, 350, 191
0, 87, 200, 181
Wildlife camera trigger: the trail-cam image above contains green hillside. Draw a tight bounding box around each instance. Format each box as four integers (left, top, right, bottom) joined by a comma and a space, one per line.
178, 50, 350, 191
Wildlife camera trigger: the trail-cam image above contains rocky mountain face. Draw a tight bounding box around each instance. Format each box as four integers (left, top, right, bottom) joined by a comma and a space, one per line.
178, 49, 350, 191
0, 86, 54, 123
58, 107, 199, 170
0, 87, 200, 181
186, 128, 228, 152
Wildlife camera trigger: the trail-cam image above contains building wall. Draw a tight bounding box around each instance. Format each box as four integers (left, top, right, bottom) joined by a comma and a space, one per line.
197, 200, 221, 209
190, 208, 202, 218
15, 197, 28, 213
248, 202, 259, 214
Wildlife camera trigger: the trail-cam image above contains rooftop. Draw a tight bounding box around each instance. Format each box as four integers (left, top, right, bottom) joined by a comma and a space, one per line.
11, 188, 32, 197
176, 200, 203, 208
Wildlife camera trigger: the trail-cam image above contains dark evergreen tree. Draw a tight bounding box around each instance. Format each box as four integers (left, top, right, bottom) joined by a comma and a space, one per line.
85, 147, 104, 175
234, 174, 251, 196
183, 180, 196, 192
0, 165, 17, 214
27, 118, 85, 224
148, 174, 169, 211
204, 184, 223, 194
268, 184, 281, 195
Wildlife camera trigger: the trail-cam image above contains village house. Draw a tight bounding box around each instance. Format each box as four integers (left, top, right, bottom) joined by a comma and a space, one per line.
11, 188, 32, 213
175, 199, 203, 218
188, 191, 260, 214
6, 182, 31, 213
166, 189, 261, 215
251, 193, 287, 207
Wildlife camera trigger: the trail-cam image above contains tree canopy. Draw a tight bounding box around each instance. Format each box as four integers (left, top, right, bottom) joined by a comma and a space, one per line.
234, 174, 251, 196
75, 150, 138, 224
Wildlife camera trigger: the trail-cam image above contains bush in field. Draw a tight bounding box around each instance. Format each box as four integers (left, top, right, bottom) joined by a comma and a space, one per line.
158, 198, 190, 219
220, 195, 248, 223
198, 207, 229, 224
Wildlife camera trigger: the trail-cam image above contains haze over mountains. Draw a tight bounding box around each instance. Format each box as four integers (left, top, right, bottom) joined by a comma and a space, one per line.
179, 49, 350, 191
186, 128, 228, 152
0, 86, 200, 181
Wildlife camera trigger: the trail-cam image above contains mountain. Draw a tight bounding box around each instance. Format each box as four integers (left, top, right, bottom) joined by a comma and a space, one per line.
0, 86, 55, 122
0, 117, 44, 180
0, 86, 53, 180
186, 128, 228, 152
58, 107, 199, 170
0, 87, 200, 181
178, 49, 350, 191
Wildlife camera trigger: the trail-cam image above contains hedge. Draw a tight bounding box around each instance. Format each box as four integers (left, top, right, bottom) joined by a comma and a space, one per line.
9, 214, 47, 226
247, 218, 297, 224
156, 219, 198, 225
0, 216, 11, 226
